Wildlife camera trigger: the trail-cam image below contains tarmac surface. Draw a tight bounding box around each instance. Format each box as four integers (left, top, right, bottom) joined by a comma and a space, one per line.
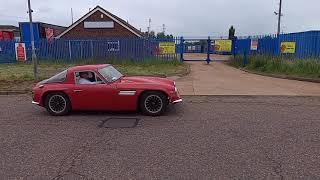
1, 95, 319, 179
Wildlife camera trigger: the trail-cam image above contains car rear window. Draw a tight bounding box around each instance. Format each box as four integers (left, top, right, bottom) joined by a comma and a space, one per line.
40, 70, 68, 84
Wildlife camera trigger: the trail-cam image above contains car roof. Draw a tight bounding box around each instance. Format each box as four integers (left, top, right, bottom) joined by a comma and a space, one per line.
68, 64, 110, 72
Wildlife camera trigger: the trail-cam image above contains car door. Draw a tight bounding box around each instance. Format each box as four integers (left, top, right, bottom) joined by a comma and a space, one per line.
70, 72, 118, 111
71, 84, 117, 111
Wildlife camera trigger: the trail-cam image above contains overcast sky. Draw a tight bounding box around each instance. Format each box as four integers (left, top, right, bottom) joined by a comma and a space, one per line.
0, 0, 319, 37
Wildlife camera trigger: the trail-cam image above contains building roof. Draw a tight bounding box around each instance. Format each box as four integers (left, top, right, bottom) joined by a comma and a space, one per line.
0, 25, 19, 31
57, 6, 143, 38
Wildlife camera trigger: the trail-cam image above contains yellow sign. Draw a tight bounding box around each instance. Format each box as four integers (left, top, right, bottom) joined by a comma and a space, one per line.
281, 42, 296, 54
159, 42, 176, 54
214, 40, 232, 52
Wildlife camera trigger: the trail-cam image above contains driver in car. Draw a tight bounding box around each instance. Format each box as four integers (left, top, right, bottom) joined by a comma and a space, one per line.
79, 72, 101, 84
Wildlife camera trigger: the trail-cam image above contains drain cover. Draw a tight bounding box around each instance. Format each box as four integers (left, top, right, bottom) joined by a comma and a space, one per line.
99, 118, 139, 128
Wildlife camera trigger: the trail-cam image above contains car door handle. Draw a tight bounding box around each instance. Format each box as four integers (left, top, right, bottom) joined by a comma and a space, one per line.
73, 90, 83, 93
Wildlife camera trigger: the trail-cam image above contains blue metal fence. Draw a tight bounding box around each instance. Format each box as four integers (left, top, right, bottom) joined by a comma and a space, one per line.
0, 37, 180, 64
1, 31, 320, 64
234, 31, 320, 59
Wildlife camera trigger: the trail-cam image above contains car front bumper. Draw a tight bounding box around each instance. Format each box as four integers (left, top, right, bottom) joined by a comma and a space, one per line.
32, 101, 40, 105
172, 99, 182, 104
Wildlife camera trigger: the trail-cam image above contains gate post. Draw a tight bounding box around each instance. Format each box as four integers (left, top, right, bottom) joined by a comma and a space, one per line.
206, 36, 211, 64
179, 36, 184, 62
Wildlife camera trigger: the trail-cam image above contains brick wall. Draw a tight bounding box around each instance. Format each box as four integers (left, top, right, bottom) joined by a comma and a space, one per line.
61, 11, 138, 38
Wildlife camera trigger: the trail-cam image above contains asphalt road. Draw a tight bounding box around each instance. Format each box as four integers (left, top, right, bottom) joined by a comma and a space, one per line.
0, 95, 320, 179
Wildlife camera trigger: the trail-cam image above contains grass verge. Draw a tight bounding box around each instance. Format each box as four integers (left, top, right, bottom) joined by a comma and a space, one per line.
228, 55, 320, 80
0, 59, 189, 91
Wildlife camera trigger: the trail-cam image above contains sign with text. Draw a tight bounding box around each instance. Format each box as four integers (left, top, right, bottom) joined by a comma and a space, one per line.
251, 39, 258, 50
214, 40, 232, 52
281, 42, 296, 54
15, 43, 27, 61
159, 42, 176, 54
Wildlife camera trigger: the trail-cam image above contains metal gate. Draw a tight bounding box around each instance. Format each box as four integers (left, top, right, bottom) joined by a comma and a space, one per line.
177, 36, 234, 64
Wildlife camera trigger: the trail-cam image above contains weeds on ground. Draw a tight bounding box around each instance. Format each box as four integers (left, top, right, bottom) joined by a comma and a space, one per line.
229, 55, 320, 79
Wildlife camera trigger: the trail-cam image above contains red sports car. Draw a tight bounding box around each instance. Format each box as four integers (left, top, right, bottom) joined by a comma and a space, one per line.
32, 64, 182, 116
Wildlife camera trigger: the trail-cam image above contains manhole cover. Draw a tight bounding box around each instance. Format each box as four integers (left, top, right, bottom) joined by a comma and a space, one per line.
99, 118, 140, 128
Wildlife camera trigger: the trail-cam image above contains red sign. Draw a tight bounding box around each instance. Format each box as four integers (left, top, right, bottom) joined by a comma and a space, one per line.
45, 28, 54, 40
15, 43, 27, 61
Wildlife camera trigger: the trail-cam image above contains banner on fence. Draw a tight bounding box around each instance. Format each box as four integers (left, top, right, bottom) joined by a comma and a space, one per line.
159, 42, 176, 54
45, 28, 54, 40
251, 39, 258, 50
15, 43, 26, 61
214, 40, 232, 52
281, 42, 296, 54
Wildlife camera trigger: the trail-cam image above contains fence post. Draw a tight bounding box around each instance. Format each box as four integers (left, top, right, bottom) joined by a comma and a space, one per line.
179, 36, 184, 62
80, 41, 83, 59
232, 37, 237, 58
90, 40, 94, 58
68, 40, 72, 60
206, 36, 211, 64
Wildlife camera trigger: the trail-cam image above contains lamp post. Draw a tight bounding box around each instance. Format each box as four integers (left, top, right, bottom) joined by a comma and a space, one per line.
27, 0, 38, 80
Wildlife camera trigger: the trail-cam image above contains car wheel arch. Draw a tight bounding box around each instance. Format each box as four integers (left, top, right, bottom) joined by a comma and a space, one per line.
42, 91, 71, 107
137, 90, 169, 110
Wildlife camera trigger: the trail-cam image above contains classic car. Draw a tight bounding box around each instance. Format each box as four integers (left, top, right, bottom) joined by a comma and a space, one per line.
32, 64, 182, 116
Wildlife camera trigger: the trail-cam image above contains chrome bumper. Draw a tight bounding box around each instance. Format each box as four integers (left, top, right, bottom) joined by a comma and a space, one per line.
32, 101, 40, 105
172, 99, 182, 104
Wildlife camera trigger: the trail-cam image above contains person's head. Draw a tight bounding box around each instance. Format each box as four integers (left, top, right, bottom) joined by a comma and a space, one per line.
79, 72, 89, 79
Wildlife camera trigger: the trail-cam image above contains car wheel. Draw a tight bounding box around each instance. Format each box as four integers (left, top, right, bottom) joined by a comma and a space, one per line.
140, 91, 168, 116
45, 93, 71, 116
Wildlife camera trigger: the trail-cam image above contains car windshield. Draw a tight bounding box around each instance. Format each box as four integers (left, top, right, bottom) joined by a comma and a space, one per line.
98, 65, 123, 82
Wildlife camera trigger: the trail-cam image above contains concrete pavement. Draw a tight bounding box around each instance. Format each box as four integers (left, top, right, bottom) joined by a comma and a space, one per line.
175, 61, 320, 96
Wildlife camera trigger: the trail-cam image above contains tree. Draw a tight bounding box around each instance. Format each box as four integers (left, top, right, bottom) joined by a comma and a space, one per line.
144, 31, 156, 38
156, 32, 166, 39
229, 26, 236, 39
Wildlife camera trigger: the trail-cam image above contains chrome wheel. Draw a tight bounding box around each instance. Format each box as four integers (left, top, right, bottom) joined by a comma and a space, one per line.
144, 95, 163, 114
48, 95, 67, 114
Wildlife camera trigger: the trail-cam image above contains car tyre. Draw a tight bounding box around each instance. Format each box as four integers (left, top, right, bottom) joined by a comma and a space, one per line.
140, 91, 168, 116
45, 92, 71, 116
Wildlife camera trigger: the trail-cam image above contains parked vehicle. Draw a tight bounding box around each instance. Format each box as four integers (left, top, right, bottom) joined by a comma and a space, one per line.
32, 64, 182, 116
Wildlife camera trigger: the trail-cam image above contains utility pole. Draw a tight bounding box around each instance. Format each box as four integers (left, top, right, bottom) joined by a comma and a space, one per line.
27, 0, 38, 80
162, 24, 166, 34
277, 0, 283, 35
71, 8, 74, 24
147, 18, 151, 36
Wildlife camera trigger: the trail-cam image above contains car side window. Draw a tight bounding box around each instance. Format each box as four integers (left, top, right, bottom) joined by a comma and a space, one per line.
75, 71, 103, 85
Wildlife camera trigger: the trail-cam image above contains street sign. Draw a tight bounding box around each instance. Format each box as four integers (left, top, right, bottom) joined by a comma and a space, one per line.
251, 39, 258, 50
281, 42, 296, 54
15, 43, 27, 61
159, 42, 176, 54
214, 40, 232, 52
